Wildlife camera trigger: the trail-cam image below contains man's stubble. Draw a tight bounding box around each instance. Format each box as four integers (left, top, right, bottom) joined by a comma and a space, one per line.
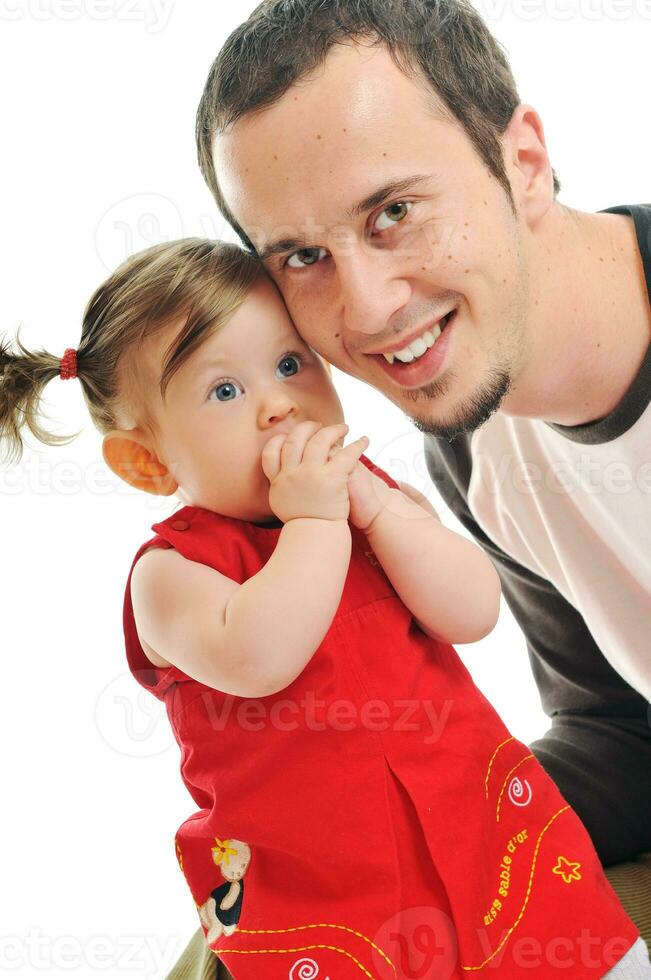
403, 220, 530, 442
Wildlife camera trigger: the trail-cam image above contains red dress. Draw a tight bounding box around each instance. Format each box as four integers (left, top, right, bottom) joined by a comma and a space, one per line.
122, 454, 639, 979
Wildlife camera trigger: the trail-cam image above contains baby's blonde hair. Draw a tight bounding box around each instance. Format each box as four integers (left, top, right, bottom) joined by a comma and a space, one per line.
0, 239, 273, 466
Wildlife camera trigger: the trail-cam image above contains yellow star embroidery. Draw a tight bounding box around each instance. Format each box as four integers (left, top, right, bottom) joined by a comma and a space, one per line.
552, 855, 582, 884
211, 837, 238, 867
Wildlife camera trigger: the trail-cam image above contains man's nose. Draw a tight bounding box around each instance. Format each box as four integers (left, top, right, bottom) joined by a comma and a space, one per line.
335, 248, 412, 343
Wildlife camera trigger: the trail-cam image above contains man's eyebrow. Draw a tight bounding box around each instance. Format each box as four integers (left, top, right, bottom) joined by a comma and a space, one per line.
345, 174, 433, 220
258, 238, 307, 263
257, 173, 434, 264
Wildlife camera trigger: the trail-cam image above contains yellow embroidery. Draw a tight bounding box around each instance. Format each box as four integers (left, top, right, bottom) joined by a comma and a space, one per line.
488, 829, 530, 909
482, 897, 502, 926
461, 805, 570, 972
221, 943, 383, 978
236, 922, 395, 970
175, 839, 184, 874
552, 856, 582, 884
495, 755, 534, 822
211, 837, 238, 866
484, 736, 514, 798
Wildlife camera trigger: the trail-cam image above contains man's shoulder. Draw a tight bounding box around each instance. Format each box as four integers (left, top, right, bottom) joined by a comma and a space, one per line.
599, 201, 651, 232
599, 201, 651, 215
422, 414, 519, 509
422, 430, 474, 510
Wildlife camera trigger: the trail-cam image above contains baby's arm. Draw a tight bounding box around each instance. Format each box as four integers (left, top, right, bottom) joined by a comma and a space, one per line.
222, 516, 351, 693
131, 516, 351, 698
362, 477, 501, 644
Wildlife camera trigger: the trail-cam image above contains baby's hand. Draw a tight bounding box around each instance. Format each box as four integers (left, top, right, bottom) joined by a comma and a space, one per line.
328, 448, 387, 533
262, 421, 369, 524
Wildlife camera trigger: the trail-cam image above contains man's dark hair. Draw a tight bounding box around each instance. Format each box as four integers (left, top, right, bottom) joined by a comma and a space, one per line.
196, 0, 561, 248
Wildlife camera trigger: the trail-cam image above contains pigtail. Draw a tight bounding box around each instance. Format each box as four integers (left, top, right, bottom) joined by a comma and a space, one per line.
0, 324, 83, 467
1, 238, 263, 470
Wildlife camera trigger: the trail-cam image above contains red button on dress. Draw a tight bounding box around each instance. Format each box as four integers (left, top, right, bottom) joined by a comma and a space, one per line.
122, 454, 639, 979
170, 519, 190, 531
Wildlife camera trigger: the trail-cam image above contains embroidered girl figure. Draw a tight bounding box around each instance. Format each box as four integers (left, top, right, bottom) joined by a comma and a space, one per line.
0, 238, 646, 979
200, 839, 251, 940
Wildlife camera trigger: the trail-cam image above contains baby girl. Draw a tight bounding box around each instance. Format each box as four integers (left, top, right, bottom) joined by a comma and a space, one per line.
1, 238, 649, 979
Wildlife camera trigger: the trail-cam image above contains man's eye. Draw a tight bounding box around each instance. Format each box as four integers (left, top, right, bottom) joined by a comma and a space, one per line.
286, 247, 328, 269
209, 380, 242, 402
373, 201, 413, 232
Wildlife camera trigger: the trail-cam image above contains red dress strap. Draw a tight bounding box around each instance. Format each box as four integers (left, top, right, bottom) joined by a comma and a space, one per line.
358, 452, 401, 490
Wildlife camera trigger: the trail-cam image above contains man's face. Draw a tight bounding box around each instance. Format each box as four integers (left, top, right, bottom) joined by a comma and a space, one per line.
213, 42, 533, 439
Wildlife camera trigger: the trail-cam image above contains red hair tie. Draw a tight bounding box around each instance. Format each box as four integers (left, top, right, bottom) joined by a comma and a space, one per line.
59, 348, 78, 380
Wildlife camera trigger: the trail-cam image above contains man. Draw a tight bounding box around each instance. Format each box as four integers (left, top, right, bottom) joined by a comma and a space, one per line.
169, 1, 651, 977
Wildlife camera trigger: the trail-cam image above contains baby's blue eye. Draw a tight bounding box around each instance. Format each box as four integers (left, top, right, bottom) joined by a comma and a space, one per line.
276, 353, 302, 378
208, 354, 302, 402
211, 381, 242, 402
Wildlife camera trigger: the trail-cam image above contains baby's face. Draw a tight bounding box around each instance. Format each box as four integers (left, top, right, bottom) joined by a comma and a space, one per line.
148, 275, 345, 522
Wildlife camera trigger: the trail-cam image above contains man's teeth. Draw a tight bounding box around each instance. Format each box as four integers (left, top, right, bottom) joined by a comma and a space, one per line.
382, 317, 448, 365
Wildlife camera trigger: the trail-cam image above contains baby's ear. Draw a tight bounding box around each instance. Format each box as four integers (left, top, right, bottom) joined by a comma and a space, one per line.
102, 429, 177, 496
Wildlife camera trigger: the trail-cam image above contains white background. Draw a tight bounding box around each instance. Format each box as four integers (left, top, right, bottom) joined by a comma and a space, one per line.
1, 1, 648, 976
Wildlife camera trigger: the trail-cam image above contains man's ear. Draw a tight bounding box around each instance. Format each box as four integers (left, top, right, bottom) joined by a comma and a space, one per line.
503, 104, 555, 225
102, 429, 178, 496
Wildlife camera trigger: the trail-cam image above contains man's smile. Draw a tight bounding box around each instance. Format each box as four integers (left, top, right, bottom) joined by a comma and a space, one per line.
366, 308, 457, 360
367, 309, 457, 389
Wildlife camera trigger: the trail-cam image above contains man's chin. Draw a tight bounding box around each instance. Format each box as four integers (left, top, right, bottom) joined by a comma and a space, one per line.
404, 368, 512, 441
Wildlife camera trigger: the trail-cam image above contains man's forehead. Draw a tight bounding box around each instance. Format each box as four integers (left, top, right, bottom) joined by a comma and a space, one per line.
211, 42, 450, 246
213, 130, 448, 262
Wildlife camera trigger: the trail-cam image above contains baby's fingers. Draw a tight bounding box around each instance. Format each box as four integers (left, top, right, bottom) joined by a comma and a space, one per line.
328, 436, 369, 473
260, 433, 287, 482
